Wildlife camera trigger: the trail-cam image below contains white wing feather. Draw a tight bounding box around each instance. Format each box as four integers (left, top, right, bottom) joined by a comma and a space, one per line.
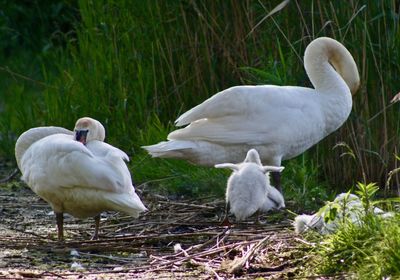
21, 134, 132, 194
15, 126, 73, 169
170, 85, 324, 145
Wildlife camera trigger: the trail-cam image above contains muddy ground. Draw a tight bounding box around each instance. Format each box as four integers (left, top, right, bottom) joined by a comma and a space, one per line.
0, 170, 315, 280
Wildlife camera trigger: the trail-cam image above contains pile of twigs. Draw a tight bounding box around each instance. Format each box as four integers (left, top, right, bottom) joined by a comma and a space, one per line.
0, 186, 305, 279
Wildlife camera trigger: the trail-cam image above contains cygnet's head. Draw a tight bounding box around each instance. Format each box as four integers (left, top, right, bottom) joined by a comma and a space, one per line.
244, 149, 262, 165
74, 117, 105, 145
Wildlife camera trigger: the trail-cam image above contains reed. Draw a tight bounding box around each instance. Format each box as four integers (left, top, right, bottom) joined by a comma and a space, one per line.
1, 0, 399, 194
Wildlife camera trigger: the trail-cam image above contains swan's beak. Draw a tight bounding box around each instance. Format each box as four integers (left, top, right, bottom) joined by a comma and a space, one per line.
75, 129, 89, 145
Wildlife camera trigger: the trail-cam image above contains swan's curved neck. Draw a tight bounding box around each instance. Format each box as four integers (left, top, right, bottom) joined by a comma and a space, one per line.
304, 37, 360, 95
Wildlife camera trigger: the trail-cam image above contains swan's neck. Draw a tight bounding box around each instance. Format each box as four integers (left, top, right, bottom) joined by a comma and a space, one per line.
304, 37, 359, 134
304, 37, 359, 96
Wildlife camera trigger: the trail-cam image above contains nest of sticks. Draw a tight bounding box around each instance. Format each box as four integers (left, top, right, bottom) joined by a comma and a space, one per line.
0, 182, 308, 279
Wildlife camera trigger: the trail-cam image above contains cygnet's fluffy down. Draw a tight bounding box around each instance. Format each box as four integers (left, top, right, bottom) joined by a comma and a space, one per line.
15, 117, 147, 240
215, 149, 284, 224
294, 193, 394, 234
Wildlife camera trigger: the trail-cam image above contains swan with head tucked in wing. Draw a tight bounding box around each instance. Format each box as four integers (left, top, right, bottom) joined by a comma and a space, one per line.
143, 37, 360, 191
15, 117, 147, 240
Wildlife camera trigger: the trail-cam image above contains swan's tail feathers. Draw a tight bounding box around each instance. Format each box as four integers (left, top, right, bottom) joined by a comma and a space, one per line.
142, 141, 195, 158
107, 192, 147, 218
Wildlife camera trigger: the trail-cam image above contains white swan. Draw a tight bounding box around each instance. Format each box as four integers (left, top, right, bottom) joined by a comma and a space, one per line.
294, 193, 394, 234
143, 37, 360, 190
215, 149, 284, 225
15, 117, 147, 240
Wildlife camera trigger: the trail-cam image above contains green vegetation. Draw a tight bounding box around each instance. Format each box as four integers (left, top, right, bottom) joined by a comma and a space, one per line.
1, 1, 400, 278
302, 182, 400, 279
1, 2, 399, 197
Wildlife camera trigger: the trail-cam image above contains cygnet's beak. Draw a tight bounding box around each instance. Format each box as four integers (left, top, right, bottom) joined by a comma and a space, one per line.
75, 129, 89, 145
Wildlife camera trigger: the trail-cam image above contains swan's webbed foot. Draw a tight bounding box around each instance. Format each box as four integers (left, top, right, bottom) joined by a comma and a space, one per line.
221, 216, 233, 227
221, 202, 233, 227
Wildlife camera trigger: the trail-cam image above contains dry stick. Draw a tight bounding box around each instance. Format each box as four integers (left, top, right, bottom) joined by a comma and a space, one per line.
386, 167, 400, 194
64, 229, 222, 246
78, 251, 146, 263
53, 234, 279, 278
194, 227, 231, 252
3, 225, 49, 240
135, 239, 262, 273
39, 271, 66, 279
67, 227, 278, 252
294, 237, 316, 247
157, 200, 216, 210
0, 169, 19, 184
0, 66, 56, 88
166, 227, 231, 260
189, 259, 224, 280
228, 234, 273, 274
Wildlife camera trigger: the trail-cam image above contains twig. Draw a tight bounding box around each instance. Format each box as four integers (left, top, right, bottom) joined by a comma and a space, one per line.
133, 239, 262, 273
228, 235, 273, 274
294, 237, 316, 247
157, 200, 216, 210
0, 66, 57, 88
189, 259, 224, 280
78, 251, 147, 263
0, 169, 19, 184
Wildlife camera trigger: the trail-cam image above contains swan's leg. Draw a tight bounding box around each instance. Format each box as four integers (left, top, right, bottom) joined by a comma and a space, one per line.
255, 211, 261, 225
55, 212, 64, 241
221, 201, 232, 227
271, 171, 282, 193
91, 214, 100, 240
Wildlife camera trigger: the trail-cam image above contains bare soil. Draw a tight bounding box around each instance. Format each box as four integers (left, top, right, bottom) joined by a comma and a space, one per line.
0, 172, 310, 279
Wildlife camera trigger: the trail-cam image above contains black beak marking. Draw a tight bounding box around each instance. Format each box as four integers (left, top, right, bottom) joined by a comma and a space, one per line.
75, 129, 89, 145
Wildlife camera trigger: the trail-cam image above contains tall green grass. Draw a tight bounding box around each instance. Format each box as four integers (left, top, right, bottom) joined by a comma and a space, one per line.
1, 1, 400, 195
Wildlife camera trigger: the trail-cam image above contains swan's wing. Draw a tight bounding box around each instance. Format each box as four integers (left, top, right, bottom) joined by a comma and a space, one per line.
85, 141, 134, 191
169, 86, 322, 145
86, 141, 130, 162
175, 86, 254, 126
15, 126, 73, 169
20, 134, 133, 194
175, 85, 313, 126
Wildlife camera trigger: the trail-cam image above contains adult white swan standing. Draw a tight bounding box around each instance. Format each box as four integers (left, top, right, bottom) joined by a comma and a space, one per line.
143, 37, 360, 191
15, 117, 147, 240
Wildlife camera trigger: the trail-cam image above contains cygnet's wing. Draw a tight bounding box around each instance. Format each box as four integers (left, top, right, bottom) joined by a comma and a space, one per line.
260, 185, 285, 211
